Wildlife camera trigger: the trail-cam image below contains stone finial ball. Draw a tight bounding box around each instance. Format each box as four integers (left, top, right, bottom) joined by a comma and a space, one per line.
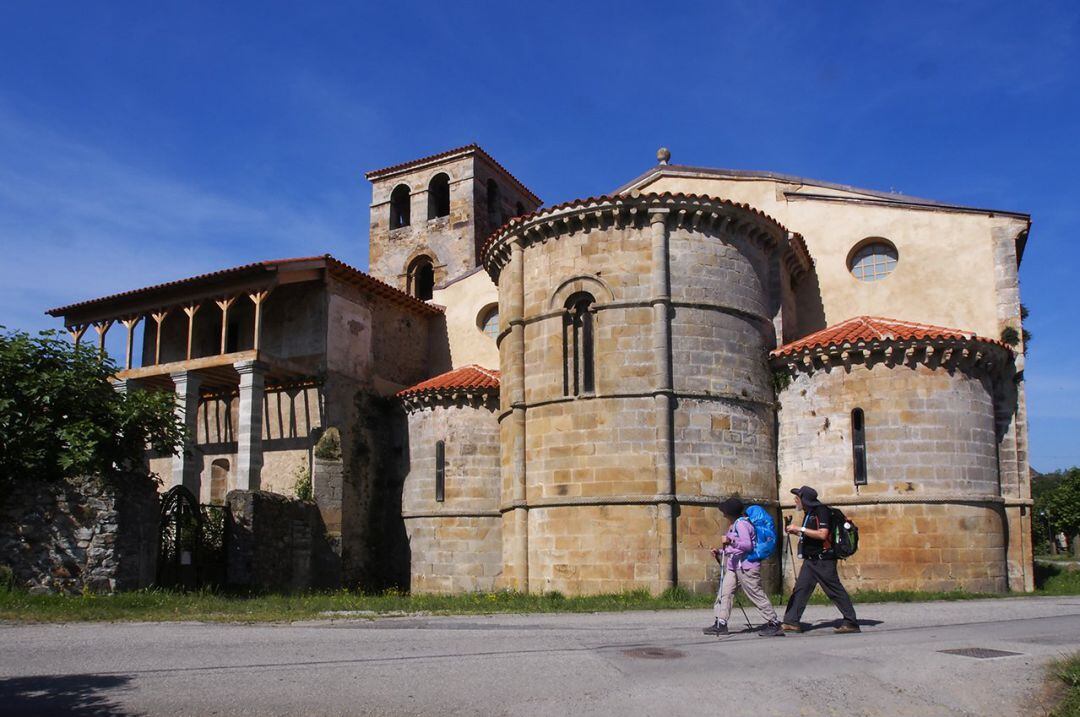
657, 147, 671, 165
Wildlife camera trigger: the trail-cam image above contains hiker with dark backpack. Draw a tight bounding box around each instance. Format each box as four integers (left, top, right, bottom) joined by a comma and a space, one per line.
781, 486, 860, 634
703, 498, 784, 637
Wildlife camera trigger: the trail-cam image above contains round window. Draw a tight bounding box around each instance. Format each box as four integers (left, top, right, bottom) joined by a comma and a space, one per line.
477, 305, 499, 340
848, 240, 898, 282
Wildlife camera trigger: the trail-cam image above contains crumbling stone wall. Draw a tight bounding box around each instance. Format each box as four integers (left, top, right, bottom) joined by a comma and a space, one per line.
0, 474, 159, 594
225, 489, 336, 591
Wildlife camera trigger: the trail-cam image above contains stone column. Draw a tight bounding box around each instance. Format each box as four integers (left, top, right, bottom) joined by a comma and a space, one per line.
649, 209, 676, 591
170, 371, 202, 493
235, 360, 267, 491
506, 238, 529, 591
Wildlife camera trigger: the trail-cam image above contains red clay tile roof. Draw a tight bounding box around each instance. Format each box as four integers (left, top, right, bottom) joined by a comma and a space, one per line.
771, 316, 1010, 359
363, 144, 541, 204
480, 192, 809, 273
46, 254, 443, 319
397, 365, 500, 398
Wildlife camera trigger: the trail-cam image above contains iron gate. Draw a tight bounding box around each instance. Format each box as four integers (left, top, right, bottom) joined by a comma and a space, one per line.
157, 485, 230, 590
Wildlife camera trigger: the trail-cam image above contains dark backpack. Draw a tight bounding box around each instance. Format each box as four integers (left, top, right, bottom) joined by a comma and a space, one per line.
828, 507, 859, 559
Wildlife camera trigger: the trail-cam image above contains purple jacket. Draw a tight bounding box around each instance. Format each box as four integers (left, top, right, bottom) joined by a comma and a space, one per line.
722, 517, 758, 572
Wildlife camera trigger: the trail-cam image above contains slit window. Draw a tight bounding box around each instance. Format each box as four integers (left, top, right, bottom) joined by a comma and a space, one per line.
427, 173, 450, 219
435, 440, 445, 502
390, 184, 411, 229
851, 408, 867, 485
563, 292, 596, 396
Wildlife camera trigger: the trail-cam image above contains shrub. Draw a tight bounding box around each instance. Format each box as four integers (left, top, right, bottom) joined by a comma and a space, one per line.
0, 328, 185, 498
293, 462, 312, 501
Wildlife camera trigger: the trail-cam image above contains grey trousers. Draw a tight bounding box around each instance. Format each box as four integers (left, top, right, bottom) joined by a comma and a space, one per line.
782, 558, 857, 625
713, 565, 778, 624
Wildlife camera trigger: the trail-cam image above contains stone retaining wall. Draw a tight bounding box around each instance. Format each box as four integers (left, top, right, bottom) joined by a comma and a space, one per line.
0, 473, 159, 594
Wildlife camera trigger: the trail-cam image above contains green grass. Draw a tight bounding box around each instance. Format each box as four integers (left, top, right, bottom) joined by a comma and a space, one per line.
1047, 652, 1080, 717
1038, 553, 1080, 563
1, 563, 1077, 624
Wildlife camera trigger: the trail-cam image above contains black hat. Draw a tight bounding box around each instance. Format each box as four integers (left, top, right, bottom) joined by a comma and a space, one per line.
718, 497, 745, 518
790, 486, 821, 507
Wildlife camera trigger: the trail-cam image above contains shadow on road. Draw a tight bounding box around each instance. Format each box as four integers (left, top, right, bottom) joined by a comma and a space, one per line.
0, 673, 137, 716
802, 618, 884, 632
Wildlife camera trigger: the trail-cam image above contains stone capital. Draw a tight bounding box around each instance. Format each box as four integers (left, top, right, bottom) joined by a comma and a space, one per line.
169, 370, 202, 390
648, 208, 670, 224
233, 359, 269, 375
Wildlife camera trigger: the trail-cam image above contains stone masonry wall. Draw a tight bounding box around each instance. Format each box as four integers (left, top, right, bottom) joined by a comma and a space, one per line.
0, 474, 159, 594
497, 204, 785, 595
402, 400, 501, 592
368, 154, 477, 291
226, 489, 335, 591
777, 359, 1008, 592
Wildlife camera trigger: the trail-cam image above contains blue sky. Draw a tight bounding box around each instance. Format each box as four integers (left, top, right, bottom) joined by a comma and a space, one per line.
1, 2, 1077, 470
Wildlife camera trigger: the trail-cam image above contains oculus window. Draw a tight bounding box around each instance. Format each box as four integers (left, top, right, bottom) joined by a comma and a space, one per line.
848, 240, 898, 282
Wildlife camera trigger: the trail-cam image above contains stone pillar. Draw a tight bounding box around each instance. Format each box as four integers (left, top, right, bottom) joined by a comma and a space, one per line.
170, 371, 202, 492
235, 360, 267, 491
505, 238, 529, 591
649, 209, 676, 591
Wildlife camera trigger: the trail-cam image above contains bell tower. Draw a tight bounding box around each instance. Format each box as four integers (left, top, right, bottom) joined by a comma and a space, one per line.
365, 144, 541, 298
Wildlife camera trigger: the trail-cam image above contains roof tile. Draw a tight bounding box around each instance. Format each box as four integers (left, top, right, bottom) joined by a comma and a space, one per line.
364, 144, 541, 204
771, 316, 1010, 358
397, 365, 500, 398
47, 254, 442, 318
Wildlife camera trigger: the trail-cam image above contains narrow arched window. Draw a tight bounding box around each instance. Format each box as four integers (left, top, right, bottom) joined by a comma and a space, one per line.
427, 173, 450, 219
390, 184, 411, 229
435, 440, 445, 502
851, 408, 867, 485
407, 256, 435, 300
563, 292, 595, 396
486, 179, 501, 225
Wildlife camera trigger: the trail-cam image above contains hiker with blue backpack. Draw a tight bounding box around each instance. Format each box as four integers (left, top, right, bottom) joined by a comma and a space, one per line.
703, 497, 784, 637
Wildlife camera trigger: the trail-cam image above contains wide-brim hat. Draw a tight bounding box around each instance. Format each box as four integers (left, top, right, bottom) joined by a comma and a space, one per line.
790, 485, 821, 507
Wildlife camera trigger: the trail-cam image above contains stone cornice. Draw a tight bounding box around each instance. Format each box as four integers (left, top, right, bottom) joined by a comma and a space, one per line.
770, 335, 1013, 379
479, 192, 813, 284
399, 388, 499, 414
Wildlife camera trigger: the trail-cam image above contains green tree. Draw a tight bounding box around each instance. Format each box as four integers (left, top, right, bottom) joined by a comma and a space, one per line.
1035, 468, 1080, 556
0, 328, 185, 497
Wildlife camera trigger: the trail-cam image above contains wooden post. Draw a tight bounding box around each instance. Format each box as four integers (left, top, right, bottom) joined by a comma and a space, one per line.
68, 324, 88, 349
182, 303, 200, 361
92, 320, 114, 359
150, 310, 169, 365
215, 296, 237, 354
248, 290, 271, 351
120, 316, 142, 370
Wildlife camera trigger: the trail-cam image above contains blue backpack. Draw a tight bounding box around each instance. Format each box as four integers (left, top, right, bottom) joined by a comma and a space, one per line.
742, 505, 777, 562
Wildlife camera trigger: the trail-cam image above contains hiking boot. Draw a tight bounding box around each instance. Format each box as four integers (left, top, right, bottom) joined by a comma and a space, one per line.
758, 621, 785, 637
781, 622, 802, 633
834, 621, 861, 634
702, 620, 728, 636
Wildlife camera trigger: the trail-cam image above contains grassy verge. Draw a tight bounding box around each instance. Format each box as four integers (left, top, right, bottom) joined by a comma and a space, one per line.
1, 562, 1077, 624
1046, 652, 1080, 717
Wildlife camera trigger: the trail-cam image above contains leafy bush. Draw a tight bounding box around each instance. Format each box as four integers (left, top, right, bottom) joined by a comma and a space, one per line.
293, 461, 312, 501
0, 328, 185, 496
313, 427, 341, 461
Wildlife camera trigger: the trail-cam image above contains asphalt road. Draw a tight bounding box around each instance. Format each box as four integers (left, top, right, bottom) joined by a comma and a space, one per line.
2, 596, 1078, 716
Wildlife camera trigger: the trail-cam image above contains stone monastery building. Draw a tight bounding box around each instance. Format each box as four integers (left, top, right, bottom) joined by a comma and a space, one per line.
48, 145, 1034, 596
